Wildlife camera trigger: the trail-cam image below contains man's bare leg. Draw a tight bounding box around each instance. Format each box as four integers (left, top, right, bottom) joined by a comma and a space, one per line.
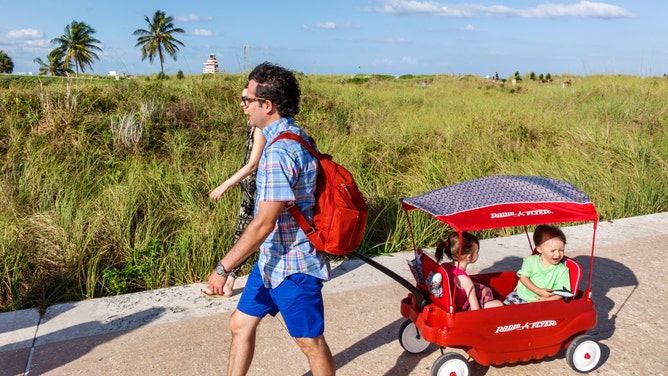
227, 309, 262, 376
295, 335, 335, 376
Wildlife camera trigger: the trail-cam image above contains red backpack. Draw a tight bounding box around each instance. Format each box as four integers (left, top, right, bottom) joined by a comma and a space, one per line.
270, 132, 368, 255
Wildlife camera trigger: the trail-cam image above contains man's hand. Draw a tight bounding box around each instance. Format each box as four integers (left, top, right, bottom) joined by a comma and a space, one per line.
202, 270, 228, 296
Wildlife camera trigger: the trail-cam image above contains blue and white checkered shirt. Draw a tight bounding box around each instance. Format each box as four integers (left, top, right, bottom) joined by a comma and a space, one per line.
256, 117, 330, 288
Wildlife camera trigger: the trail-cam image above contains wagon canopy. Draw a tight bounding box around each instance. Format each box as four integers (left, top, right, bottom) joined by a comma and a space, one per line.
400, 175, 598, 232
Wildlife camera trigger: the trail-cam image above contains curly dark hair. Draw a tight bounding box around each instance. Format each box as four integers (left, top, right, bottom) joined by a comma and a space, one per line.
248, 62, 300, 118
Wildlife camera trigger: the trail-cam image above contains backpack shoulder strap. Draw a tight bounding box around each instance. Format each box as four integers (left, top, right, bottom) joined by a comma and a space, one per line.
271, 132, 320, 159
269, 132, 319, 236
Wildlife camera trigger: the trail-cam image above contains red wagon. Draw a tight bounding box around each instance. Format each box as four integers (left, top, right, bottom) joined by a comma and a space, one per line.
355, 175, 601, 375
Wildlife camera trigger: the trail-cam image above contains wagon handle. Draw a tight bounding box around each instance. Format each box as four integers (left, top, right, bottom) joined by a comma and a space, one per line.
351, 251, 431, 308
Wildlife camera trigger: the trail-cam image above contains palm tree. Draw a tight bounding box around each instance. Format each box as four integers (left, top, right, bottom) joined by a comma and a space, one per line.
0, 50, 14, 73
33, 48, 74, 76
51, 20, 102, 76
133, 10, 185, 74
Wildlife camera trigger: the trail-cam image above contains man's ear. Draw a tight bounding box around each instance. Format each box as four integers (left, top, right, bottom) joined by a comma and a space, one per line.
263, 100, 273, 114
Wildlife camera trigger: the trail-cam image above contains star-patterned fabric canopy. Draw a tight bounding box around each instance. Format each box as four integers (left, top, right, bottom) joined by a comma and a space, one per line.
400, 175, 598, 231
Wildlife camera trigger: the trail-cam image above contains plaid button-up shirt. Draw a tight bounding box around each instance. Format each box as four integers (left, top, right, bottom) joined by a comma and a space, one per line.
256, 118, 330, 288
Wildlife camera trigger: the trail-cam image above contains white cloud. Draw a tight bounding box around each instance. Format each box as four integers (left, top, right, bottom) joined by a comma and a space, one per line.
478, 1, 634, 18
176, 14, 198, 22
462, 24, 476, 31
5, 28, 44, 40
22, 39, 51, 47
305, 21, 359, 31
375, 0, 634, 19
175, 13, 213, 22
0, 28, 49, 52
548, 0, 634, 18
376, 0, 474, 16
192, 29, 214, 37
316, 21, 337, 29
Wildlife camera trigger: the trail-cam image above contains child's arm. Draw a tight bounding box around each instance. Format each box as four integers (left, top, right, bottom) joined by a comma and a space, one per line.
518, 275, 562, 301
459, 275, 482, 310
209, 127, 266, 201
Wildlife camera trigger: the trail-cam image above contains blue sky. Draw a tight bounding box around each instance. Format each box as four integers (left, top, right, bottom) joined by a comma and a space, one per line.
1, 1, 665, 77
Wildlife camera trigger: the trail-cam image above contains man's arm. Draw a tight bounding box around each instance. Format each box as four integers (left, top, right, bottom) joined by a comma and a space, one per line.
205, 200, 285, 295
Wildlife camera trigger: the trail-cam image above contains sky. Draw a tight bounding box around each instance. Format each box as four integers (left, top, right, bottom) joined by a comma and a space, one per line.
1, 1, 665, 78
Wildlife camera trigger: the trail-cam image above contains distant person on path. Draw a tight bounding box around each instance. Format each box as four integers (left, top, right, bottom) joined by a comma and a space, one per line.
207, 86, 266, 297
435, 232, 503, 310
204, 62, 335, 376
504, 224, 571, 304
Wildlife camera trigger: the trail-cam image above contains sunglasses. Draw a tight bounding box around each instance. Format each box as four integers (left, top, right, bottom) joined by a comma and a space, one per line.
241, 96, 267, 106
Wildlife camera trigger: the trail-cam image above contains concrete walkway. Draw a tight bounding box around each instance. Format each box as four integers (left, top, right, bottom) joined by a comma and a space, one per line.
1, 213, 667, 376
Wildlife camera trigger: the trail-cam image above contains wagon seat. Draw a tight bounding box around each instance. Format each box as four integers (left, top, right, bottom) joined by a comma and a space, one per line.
413, 250, 455, 311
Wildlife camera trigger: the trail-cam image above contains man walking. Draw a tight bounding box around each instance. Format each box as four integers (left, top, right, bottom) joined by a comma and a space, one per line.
204, 62, 335, 376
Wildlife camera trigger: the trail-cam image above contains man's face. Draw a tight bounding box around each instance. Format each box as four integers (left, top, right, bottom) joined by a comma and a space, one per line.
245, 80, 268, 128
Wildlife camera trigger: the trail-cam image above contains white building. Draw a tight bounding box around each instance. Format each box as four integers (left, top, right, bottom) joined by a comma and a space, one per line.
202, 53, 220, 74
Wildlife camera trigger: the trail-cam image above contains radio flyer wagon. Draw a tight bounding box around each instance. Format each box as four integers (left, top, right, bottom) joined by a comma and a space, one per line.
354, 175, 601, 375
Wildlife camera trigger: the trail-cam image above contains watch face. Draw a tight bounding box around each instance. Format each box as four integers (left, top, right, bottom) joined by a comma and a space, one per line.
216, 263, 225, 276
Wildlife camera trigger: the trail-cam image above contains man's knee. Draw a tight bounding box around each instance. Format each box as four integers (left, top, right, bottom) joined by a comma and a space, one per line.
229, 309, 259, 337
295, 335, 331, 355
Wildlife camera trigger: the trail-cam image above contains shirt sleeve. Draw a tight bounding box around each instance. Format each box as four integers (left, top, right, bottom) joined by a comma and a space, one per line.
517, 256, 534, 278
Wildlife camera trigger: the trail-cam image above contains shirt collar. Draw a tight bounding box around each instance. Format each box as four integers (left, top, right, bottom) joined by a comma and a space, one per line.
262, 117, 300, 145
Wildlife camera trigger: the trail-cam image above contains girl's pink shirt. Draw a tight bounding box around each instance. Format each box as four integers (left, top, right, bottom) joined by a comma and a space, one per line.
441, 262, 470, 311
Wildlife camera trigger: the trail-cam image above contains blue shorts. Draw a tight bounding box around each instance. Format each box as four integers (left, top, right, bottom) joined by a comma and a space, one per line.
238, 264, 325, 338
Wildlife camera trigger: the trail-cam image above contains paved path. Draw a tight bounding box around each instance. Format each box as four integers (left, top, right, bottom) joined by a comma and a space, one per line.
1, 213, 667, 375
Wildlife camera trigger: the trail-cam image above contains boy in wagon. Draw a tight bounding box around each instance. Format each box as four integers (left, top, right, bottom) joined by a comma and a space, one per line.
505, 224, 571, 304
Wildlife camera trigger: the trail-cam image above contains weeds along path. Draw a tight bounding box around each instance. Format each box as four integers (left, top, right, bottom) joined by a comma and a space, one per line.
0, 73, 666, 311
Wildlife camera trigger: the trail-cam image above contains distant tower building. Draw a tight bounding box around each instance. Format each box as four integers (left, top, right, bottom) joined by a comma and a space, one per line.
203, 53, 220, 74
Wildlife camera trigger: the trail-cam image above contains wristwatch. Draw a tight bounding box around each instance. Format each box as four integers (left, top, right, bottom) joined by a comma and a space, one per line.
216, 261, 231, 277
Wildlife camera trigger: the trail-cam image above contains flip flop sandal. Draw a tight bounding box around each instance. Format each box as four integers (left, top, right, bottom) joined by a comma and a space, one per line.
201, 287, 230, 299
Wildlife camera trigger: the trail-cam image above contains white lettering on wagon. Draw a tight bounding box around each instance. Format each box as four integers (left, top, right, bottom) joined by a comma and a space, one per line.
490, 209, 553, 219
494, 320, 557, 334
490, 212, 515, 218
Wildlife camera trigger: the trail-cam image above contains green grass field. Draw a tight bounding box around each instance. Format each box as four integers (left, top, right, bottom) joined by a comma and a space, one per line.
1, 72, 666, 311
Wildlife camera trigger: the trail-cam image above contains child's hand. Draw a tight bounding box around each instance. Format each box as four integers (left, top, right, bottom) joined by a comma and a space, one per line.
536, 289, 564, 301
209, 184, 229, 201
536, 288, 554, 299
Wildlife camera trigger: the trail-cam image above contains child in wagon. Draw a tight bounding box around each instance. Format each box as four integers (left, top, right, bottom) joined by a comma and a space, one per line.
504, 224, 571, 304
435, 232, 504, 310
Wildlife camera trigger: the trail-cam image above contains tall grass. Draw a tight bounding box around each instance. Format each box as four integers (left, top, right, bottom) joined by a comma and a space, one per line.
0, 73, 666, 311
